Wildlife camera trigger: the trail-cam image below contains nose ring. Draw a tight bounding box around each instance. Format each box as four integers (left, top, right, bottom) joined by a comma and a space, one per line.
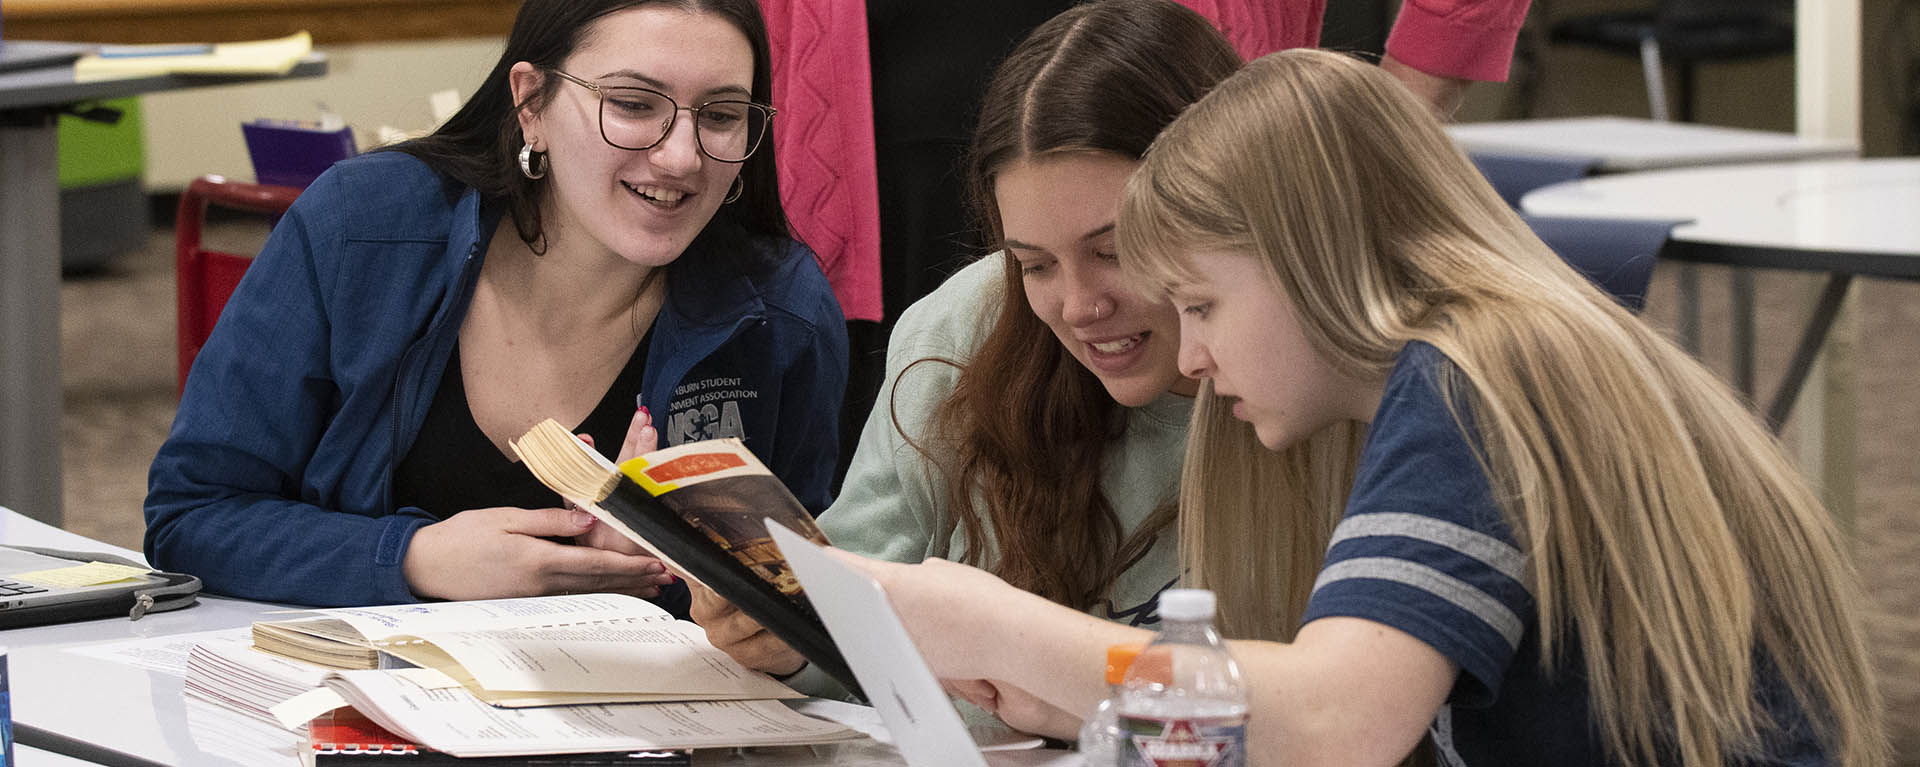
1091, 302, 1107, 320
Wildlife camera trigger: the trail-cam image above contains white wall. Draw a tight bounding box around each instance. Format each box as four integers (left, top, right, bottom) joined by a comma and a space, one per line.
139, 37, 505, 190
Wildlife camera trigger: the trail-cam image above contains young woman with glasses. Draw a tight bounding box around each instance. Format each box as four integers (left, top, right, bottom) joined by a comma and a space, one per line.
145, 0, 846, 610
814, 49, 1889, 766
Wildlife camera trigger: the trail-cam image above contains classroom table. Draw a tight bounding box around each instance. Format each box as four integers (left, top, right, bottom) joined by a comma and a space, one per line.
1445, 115, 1859, 172
0, 53, 326, 530
0, 507, 1079, 766
14, 744, 109, 766
1521, 158, 1920, 429
1447, 115, 1863, 360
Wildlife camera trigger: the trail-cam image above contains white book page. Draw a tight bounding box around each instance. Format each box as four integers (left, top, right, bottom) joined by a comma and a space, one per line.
390, 618, 796, 698
324, 669, 860, 757
291, 593, 670, 641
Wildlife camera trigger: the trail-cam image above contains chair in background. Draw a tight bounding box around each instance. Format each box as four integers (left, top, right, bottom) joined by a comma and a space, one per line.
1520, 213, 1678, 312
1546, 0, 1793, 122
174, 175, 300, 394
1466, 151, 1674, 312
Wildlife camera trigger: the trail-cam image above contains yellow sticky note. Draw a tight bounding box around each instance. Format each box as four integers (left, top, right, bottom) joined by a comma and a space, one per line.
12, 562, 153, 588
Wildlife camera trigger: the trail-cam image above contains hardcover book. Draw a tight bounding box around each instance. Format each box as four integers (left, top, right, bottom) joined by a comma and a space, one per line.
510, 420, 862, 698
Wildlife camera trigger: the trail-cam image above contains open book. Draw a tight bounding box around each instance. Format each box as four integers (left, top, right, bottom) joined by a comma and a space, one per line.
251, 593, 797, 707
274, 670, 861, 759
510, 420, 862, 697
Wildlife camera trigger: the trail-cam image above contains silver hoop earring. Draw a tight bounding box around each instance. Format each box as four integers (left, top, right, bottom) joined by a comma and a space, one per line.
518, 144, 547, 180
723, 177, 744, 204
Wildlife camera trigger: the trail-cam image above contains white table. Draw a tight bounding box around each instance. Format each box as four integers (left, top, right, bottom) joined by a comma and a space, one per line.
0, 508, 1078, 766
0, 507, 277, 766
15, 744, 108, 766
1448, 116, 1863, 359
0, 53, 327, 529
1446, 116, 1859, 172
1522, 158, 1920, 430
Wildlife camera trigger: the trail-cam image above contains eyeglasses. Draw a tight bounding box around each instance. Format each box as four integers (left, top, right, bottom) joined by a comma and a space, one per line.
548, 68, 775, 163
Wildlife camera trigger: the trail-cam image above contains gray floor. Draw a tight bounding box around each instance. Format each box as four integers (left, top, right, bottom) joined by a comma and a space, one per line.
59, 218, 1920, 760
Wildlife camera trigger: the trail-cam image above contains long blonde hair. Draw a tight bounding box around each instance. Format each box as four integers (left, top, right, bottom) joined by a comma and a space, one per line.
1118, 49, 1886, 767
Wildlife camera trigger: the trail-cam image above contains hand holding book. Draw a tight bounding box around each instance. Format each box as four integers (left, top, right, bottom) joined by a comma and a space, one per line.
570, 405, 663, 561
689, 580, 809, 677
511, 420, 862, 698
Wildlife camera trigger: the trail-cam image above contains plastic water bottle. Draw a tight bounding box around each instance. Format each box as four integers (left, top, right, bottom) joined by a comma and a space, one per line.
1117, 589, 1248, 767
1077, 643, 1143, 766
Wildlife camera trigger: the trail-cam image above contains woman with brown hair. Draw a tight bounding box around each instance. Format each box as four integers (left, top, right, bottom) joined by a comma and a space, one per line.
147, 0, 846, 610
694, 0, 1236, 697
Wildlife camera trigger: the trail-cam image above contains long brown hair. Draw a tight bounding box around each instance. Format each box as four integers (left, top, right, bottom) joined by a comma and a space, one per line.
1120, 49, 1886, 767
906, 0, 1240, 609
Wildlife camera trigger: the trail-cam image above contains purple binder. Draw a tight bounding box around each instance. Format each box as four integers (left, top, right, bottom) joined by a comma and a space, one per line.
241, 120, 357, 188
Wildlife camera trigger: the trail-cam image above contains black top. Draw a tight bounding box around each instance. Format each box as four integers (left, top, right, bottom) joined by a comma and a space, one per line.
393, 330, 653, 519
864, 0, 1076, 146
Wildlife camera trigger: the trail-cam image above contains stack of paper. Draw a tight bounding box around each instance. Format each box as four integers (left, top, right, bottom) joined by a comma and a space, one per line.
74, 31, 312, 80
184, 637, 333, 730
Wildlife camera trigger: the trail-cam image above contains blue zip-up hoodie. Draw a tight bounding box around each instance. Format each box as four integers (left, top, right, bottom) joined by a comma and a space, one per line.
145, 152, 847, 607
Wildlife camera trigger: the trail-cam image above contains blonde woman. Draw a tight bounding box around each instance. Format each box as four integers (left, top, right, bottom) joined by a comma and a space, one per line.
829, 49, 1887, 766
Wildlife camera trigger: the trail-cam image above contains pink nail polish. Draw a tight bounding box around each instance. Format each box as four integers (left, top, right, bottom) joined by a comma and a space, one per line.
638, 405, 651, 426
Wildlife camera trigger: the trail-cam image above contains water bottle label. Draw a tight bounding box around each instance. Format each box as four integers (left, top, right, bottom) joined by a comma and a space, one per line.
1118, 713, 1247, 767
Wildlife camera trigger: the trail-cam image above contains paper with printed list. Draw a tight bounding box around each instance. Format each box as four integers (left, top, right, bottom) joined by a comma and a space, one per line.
286, 667, 861, 758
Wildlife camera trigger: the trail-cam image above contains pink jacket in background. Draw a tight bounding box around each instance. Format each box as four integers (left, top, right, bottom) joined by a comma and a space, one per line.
762, 0, 885, 322
761, 0, 1531, 324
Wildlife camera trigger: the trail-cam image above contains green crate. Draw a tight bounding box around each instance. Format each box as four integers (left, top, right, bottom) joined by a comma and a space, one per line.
58, 97, 144, 189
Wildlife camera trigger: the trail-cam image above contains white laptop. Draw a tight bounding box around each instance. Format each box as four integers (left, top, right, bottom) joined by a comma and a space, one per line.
0, 545, 166, 612
767, 521, 1077, 767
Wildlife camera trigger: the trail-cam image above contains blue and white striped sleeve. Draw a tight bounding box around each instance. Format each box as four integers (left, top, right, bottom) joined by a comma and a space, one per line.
1301, 343, 1534, 706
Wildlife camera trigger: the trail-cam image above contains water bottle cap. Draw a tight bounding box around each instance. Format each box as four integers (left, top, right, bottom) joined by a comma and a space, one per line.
1157, 589, 1216, 622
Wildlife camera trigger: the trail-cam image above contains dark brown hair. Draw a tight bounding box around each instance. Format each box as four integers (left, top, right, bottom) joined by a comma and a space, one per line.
912, 0, 1240, 609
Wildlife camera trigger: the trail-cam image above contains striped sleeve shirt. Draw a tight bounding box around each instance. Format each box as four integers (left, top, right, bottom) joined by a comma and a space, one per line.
1301, 341, 1532, 706
1300, 343, 1832, 767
